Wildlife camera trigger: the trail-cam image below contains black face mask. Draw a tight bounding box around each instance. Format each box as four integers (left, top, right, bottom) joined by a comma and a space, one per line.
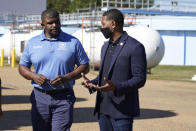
100, 27, 113, 39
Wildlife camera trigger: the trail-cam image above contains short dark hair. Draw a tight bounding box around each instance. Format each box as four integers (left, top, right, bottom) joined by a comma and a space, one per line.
41, 9, 60, 21
103, 9, 124, 28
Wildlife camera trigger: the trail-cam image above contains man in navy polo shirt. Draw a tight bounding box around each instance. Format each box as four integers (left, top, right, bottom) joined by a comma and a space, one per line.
19, 9, 89, 131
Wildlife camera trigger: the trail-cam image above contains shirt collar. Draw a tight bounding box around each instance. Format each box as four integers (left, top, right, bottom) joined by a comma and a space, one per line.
109, 33, 123, 46
40, 29, 64, 41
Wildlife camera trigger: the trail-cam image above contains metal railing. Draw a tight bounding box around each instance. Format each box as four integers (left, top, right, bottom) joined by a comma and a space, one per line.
102, 0, 154, 9
101, 0, 196, 12
1, 0, 196, 24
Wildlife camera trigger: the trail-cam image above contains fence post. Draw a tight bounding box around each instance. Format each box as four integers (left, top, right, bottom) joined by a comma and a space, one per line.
11, 48, 15, 67
0, 49, 4, 67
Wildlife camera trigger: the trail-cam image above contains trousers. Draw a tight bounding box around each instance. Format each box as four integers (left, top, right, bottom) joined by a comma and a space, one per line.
30, 88, 75, 131
98, 113, 133, 131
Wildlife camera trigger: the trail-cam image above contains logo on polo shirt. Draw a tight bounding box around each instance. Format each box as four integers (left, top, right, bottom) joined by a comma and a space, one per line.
57, 42, 66, 50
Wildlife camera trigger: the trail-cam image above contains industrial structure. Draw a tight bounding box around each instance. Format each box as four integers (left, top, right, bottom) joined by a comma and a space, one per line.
0, 0, 196, 67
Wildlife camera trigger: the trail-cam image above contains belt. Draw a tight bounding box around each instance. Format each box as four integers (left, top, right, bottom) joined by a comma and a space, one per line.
34, 87, 72, 95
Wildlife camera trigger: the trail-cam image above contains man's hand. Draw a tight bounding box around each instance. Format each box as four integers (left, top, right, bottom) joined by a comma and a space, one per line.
81, 73, 90, 88
81, 73, 97, 89
93, 77, 115, 92
32, 74, 48, 86
50, 75, 69, 87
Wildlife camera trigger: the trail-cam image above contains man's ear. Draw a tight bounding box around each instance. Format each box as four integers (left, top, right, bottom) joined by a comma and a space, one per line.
111, 20, 116, 30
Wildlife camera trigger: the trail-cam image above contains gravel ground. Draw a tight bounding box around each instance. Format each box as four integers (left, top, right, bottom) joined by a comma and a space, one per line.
0, 67, 196, 131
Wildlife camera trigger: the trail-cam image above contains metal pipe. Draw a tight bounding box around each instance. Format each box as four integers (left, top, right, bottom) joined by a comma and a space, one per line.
134, 0, 136, 9
142, 0, 144, 9
184, 32, 187, 65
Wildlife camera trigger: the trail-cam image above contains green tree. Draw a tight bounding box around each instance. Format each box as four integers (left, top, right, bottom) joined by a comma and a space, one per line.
47, 0, 153, 13
47, 0, 101, 13
47, 0, 71, 13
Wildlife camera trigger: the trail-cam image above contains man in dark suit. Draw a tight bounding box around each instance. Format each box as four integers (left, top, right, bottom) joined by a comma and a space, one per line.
82, 9, 147, 131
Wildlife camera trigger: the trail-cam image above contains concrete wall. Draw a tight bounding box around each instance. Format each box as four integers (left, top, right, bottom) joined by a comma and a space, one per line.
159, 30, 196, 66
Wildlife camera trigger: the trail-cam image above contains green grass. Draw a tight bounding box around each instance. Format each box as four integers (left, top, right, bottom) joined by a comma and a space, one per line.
147, 65, 196, 81
1, 62, 195, 81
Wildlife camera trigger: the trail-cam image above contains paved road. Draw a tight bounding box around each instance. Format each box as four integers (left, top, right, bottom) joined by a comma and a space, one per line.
0, 67, 196, 131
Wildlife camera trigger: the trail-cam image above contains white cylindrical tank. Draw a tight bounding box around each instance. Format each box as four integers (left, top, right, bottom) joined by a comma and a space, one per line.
0, 30, 42, 57
73, 26, 165, 69
73, 29, 105, 65
125, 26, 165, 69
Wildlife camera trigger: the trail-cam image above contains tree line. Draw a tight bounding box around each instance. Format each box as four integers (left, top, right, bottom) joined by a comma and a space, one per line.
47, 0, 154, 13
47, 0, 101, 13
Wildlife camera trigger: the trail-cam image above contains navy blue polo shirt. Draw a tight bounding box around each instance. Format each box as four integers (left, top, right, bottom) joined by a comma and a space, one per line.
19, 30, 89, 90
99, 36, 122, 114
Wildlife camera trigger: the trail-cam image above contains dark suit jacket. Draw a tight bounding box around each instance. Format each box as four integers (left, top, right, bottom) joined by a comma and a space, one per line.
91, 31, 147, 119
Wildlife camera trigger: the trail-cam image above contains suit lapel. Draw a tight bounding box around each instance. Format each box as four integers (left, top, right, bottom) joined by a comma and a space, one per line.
100, 42, 109, 69
108, 32, 129, 76
98, 41, 109, 85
